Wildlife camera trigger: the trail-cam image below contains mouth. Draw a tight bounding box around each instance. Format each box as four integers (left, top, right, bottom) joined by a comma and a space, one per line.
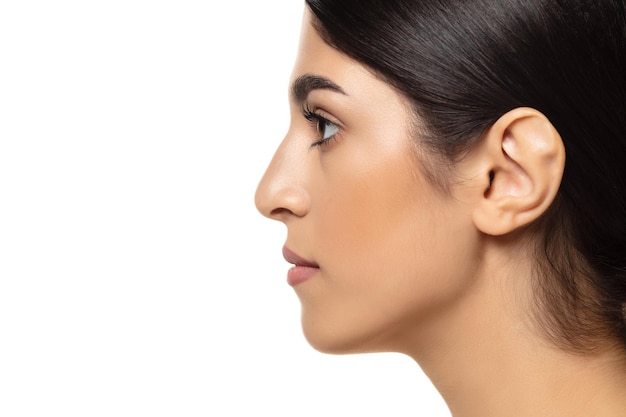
282, 246, 319, 286
282, 246, 319, 268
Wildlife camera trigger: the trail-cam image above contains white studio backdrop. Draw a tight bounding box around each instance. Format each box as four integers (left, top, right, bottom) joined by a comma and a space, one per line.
0, 1, 449, 416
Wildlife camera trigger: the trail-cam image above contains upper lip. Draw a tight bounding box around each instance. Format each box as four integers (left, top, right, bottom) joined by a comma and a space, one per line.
282, 246, 319, 268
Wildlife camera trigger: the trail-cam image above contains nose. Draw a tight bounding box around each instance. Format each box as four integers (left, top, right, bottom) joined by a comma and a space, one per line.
255, 137, 311, 222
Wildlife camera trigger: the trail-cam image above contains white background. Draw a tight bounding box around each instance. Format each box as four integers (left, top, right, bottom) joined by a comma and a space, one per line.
0, 1, 449, 416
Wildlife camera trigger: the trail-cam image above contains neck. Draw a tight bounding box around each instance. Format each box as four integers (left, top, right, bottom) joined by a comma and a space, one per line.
399, 248, 626, 417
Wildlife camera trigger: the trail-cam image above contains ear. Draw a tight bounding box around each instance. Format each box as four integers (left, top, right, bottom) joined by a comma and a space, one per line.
471, 108, 565, 236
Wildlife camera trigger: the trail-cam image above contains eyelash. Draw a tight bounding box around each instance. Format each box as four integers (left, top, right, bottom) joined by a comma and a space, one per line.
301, 104, 340, 148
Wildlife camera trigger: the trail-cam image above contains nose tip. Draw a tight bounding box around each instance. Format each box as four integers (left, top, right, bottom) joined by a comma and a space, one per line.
255, 178, 310, 222
255, 130, 311, 222
254, 180, 273, 219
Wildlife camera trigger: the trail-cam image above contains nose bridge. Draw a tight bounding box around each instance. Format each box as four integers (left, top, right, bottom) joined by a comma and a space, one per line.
255, 134, 311, 220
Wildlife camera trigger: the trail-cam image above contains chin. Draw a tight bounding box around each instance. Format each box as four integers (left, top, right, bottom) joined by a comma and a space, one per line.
303, 333, 356, 355
301, 318, 395, 355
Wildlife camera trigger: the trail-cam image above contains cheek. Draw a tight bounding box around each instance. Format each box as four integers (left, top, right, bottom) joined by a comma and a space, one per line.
315, 149, 415, 272
318, 178, 463, 298
314, 130, 417, 257
302, 156, 479, 352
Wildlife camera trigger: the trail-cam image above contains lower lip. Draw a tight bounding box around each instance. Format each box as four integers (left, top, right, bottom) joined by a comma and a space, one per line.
287, 265, 319, 286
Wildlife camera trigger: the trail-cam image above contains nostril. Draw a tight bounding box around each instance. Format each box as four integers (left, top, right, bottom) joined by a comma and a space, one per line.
270, 207, 291, 217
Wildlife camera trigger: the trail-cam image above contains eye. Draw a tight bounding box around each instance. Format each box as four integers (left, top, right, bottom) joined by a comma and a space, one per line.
302, 105, 341, 148
315, 118, 339, 142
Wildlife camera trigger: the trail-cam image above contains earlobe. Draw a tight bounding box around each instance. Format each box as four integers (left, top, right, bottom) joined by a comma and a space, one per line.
472, 108, 566, 236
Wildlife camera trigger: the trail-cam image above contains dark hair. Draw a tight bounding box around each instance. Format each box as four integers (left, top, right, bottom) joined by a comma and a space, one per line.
305, 0, 626, 352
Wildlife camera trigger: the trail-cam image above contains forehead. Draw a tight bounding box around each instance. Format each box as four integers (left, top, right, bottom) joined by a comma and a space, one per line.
290, 11, 410, 124
290, 10, 398, 105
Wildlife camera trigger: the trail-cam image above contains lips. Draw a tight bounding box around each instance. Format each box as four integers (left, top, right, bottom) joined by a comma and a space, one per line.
282, 246, 319, 286
282, 246, 319, 268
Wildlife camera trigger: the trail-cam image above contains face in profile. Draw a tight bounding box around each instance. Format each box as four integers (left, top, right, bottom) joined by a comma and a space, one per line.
255, 11, 483, 355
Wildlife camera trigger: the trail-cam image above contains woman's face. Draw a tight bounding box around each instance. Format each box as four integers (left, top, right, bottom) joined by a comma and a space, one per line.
255, 11, 481, 354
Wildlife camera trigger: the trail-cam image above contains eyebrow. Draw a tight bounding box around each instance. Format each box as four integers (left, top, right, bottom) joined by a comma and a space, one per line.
290, 74, 347, 104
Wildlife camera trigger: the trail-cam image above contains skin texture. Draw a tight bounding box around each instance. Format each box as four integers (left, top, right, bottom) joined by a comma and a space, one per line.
255, 9, 626, 417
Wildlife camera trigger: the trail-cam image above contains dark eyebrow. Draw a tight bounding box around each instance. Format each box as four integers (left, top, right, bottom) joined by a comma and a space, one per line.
290, 74, 346, 104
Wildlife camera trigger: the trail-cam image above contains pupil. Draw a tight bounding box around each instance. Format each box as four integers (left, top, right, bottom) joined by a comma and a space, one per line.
318, 120, 326, 136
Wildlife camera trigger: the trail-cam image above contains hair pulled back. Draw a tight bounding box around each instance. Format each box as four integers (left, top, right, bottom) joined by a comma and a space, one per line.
305, 0, 626, 352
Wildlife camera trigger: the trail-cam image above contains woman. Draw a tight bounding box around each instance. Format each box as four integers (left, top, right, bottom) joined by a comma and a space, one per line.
255, 0, 626, 415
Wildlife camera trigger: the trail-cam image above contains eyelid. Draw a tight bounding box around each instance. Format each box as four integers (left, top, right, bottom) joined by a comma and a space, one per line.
300, 103, 343, 148
300, 102, 343, 128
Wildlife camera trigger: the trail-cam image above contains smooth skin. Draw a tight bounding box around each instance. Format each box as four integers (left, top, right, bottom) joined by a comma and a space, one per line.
256, 9, 626, 417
